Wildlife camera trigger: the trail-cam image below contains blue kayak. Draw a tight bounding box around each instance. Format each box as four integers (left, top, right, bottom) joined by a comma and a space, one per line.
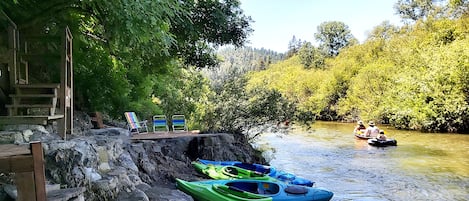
176, 178, 333, 201
196, 159, 314, 187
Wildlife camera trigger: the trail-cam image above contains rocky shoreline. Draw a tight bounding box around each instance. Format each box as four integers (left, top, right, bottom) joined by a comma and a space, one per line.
0, 112, 266, 201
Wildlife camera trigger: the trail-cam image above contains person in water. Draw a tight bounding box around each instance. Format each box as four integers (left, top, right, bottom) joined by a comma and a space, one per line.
376, 130, 387, 141
354, 121, 366, 133
364, 121, 380, 137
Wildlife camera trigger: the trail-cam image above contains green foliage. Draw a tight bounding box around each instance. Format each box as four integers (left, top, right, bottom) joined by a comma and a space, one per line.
298, 42, 325, 69
153, 65, 213, 129
202, 47, 284, 90
73, 44, 131, 115
448, 0, 469, 17
247, 15, 469, 133
1, 0, 252, 124
366, 21, 400, 41
286, 35, 303, 57
247, 56, 327, 122
394, 0, 435, 22
314, 21, 357, 57
199, 76, 294, 137
3, 0, 469, 134
170, 0, 253, 67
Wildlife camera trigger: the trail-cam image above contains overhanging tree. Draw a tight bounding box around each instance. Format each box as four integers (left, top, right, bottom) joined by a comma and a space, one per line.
1, 0, 253, 118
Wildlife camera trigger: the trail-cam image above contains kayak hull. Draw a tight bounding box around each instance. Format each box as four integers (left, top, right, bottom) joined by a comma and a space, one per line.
354, 133, 374, 139
196, 159, 314, 187
176, 178, 333, 201
192, 162, 271, 180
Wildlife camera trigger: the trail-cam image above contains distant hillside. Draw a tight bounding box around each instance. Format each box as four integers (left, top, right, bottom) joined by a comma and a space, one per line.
202, 47, 284, 89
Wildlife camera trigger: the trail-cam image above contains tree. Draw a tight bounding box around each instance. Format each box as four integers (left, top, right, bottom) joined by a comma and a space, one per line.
286, 35, 303, 57
448, 0, 469, 18
1, 0, 253, 118
298, 42, 325, 69
394, 0, 435, 22
170, 0, 253, 67
367, 21, 400, 41
202, 47, 284, 90
314, 21, 357, 57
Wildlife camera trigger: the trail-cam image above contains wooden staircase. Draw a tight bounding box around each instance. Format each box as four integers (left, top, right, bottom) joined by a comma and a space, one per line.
7, 84, 60, 116
0, 16, 73, 139
0, 84, 64, 125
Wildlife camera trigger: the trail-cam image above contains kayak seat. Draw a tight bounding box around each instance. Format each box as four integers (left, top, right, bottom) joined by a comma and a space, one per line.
285, 186, 308, 194
234, 163, 271, 174
235, 163, 256, 171
259, 182, 280, 195
228, 186, 245, 192
225, 166, 238, 175
227, 182, 258, 194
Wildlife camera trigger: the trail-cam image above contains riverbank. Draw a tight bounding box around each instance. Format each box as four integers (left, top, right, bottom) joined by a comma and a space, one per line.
0, 112, 266, 200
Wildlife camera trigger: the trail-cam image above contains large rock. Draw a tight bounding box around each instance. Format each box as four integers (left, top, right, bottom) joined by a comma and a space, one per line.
0, 131, 23, 144
1, 122, 264, 200
0, 124, 61, 143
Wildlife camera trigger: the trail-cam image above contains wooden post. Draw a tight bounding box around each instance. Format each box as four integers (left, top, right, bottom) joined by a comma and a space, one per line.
31, 142, 46, 201
7, 24, 17, 91
15, 172, 36, 201
66, 26, 73, 137
59, 27, 73, 139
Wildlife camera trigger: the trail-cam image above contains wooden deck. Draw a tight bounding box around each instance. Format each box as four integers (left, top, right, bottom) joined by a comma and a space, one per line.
0, 142, 46, 201
131, 131, 223, 140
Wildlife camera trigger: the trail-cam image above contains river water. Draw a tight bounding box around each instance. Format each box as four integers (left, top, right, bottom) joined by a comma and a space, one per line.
254, 121, 469, 201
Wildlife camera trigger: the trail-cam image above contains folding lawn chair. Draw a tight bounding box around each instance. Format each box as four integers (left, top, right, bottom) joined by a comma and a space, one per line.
153, 115, 169, 133
124, 112, 148, 134
172, 114, 188, 132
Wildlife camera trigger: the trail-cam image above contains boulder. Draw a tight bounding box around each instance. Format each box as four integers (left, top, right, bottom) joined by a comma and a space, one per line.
1, 119, 264, 200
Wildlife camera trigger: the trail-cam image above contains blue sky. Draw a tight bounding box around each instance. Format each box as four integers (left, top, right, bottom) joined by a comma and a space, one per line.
239, 0, 402, 53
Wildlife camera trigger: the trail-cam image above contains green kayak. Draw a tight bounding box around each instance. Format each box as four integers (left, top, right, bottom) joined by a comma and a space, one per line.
176, 178, 334, 201
192, 161, 271, 180
176, 178, 272, 201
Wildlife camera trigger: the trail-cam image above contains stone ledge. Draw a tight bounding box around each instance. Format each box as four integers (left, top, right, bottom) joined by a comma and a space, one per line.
47, 187, 86, 201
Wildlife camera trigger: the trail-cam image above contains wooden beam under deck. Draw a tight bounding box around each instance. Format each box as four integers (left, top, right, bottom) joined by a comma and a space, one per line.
0, 115, 64, 125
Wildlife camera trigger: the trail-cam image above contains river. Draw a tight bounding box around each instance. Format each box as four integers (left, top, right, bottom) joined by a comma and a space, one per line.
254, 121, 469, 201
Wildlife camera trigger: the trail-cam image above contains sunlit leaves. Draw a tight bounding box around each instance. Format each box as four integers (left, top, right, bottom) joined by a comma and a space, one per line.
314, 21, 357, 57
247, 15, 469, 132
394, 0, 435, 22
3, 0, 253, 122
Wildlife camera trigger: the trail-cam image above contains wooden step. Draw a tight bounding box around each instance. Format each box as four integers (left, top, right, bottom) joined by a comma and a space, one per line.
6, 104, 54, 108
6, 106, 56, 116
15, 83, 60, 89
0, 115, 64, 125
21, 54, 61, 61
14, 84, 59, 96
8, 84, 60, 116
10, 94, 57, 98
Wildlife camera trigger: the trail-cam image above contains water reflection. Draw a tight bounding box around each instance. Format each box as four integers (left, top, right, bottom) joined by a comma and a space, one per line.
255, 121, 469, 201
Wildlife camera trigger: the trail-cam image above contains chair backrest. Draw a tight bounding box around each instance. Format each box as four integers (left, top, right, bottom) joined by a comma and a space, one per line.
153, 115, 168, 132
124, 112, 141, 129
172, 114, 187, 132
